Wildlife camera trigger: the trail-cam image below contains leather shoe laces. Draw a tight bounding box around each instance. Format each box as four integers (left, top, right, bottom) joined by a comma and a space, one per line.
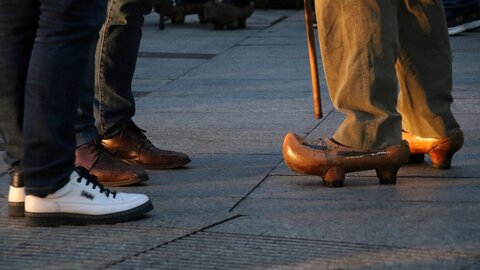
124, 123, 157, 151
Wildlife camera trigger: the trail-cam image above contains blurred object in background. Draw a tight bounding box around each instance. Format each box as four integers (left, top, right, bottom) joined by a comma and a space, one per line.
154, 0, 208, 29
252, 0, 303, 9
444, 0, 480, 35
204, 0, 254, 30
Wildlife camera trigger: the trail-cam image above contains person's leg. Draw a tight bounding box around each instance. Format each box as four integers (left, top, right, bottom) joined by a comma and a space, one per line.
75, 42, 99, 148
0, 0, 39, 217
0, 0, 38, 172
95, 0, 154, 138
398, 0, 459, 138
316, 0, 402, 150
397, 0, 463, 168
1, 0, 154, 226
73, 0, 150, 187
283, 0, 410, 187
95, 0, 191, 170
21, 0, 107, 196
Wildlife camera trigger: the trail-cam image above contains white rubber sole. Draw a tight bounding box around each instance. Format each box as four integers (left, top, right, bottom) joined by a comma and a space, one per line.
449, 19, 480, 35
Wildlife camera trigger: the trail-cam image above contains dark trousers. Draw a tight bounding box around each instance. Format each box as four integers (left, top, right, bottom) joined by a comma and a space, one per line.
0, 0, 106, 196
75, 0, 154, 147
443, 0, 479, 17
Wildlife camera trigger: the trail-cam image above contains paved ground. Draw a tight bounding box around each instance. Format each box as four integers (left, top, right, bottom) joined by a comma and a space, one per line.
1, 9, 480, 270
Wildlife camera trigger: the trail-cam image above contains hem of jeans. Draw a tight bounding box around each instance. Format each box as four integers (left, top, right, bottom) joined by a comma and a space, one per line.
24, 171, 72, 197
99, 118, 133, 139
75, 130, 98, 147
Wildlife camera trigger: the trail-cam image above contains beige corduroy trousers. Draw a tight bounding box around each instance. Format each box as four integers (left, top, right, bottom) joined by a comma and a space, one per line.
315, 0, 460, 149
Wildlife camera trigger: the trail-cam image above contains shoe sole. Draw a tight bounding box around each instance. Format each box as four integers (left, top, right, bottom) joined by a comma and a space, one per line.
465, 19, 480, 31
24, 200, 154, 227
8, 202, 25, 217
283, 133, 410, 187
449, 20, 480, 35
121, 158, 191, 170
449, 25, 466, 35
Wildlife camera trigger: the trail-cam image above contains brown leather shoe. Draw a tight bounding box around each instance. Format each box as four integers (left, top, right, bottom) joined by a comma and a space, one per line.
402, 129, 464, 169
101, 123, 191, 170
75, 141, 148, 187
283, 133, 410, 187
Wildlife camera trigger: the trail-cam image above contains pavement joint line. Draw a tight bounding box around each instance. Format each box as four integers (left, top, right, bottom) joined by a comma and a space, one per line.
269, 16, 288, 26
228, 159, 283, 212
100, 214, 243, 269
304, 108, 335, 137
164, 17, 275, 82
228, 109, 334, 212
233, 196, 480, 204
121, 230, 479, 268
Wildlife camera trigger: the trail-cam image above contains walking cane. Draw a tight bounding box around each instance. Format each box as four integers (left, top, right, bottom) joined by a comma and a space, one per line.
303, 0, 323, 119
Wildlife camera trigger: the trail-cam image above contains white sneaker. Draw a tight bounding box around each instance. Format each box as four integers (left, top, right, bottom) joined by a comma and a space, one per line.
24, 168, 153, 226
8, 170, 25, 217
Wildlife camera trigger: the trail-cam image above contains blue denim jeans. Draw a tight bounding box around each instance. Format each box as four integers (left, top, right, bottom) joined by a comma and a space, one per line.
0, 0, 106, 196
75, 0, 154, 146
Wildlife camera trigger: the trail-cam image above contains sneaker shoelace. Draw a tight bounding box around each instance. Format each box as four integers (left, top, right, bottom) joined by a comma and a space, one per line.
75, 167, 117, 198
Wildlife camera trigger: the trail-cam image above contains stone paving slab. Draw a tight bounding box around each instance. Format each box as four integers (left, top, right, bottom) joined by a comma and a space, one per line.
453, 83, 480, 99
135, 78, 332, 114
0, 213, 191, 270
139, 34, 248, 55
115, 154, 280, 199
218, 198, 480, 253
138, 10, 297, 55
133, 58, 207, 81
132, 79, 171, 94
239, 36, 308, 46
215, 44, 312, 59
183, 57, 312, 80
116, 196, 236, 229
137, 91, 317, 114
108, 231, 479, 270
250, 175, 480, 203
145, 78, 314, 98
132, 111, 319, 154
254, 20, 308, 38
